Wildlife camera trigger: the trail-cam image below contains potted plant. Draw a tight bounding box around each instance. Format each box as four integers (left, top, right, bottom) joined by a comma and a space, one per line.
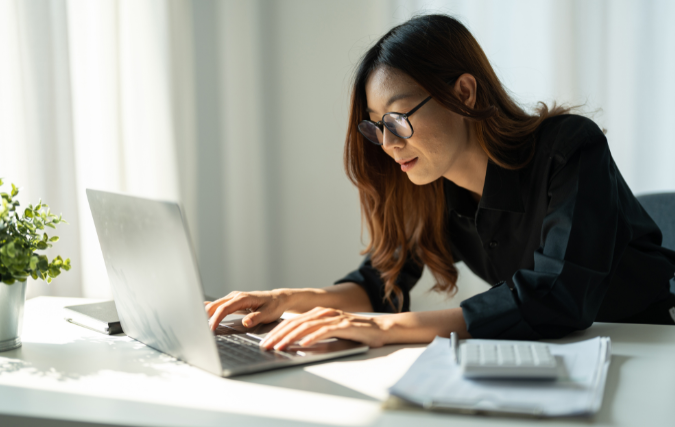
0, 179, 71, 351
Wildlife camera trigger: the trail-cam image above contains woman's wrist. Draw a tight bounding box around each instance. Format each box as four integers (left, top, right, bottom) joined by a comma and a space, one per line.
373, 308, 471, 345
274, 288, 320, 313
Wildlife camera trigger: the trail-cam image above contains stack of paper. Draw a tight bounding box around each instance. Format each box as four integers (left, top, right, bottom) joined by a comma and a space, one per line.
388, 336, 611, 417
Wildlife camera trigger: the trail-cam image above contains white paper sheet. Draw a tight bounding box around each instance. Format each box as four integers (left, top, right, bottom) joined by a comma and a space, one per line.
389, 336, 611, 417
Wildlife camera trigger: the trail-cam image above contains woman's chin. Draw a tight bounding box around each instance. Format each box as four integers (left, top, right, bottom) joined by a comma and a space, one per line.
405, 172, 437, 186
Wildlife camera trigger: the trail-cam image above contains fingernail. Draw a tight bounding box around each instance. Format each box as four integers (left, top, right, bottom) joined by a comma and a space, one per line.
243, 319, 250, 327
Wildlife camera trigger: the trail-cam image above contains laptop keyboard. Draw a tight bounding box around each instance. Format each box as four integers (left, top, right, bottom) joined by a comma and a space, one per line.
215, 333, 292, 368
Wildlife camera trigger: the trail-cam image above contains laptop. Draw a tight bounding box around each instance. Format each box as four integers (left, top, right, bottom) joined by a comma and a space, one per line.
86, 189, 369, 377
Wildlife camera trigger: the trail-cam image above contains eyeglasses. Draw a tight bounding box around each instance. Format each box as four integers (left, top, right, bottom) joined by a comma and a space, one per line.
357, 95, 432, 146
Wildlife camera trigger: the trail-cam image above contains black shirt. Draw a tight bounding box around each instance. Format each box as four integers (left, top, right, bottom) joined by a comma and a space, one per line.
335, 114, 675, 340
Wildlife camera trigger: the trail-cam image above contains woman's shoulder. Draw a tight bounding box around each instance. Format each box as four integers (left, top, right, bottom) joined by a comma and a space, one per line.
534, 113, 607, 163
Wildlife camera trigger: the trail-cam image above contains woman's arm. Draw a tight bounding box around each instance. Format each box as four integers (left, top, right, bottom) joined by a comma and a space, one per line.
285, 282, 374, 313
259, 306, 471, 351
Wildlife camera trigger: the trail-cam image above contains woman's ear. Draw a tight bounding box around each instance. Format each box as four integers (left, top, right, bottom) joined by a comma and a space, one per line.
454, 73, 477, 110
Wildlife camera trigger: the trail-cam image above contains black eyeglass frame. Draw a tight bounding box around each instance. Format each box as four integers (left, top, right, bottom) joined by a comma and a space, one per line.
358, 95, 432, 146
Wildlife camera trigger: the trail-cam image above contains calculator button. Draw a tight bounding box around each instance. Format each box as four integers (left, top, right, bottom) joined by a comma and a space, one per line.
515, 345, 535, 365
533, 346, 556, 367
498, 345, 515, 365
481, 344, 498, 365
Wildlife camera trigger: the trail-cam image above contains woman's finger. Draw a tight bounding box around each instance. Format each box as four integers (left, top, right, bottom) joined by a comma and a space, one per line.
242, 309, 276, 328
205, 291, 242, 311
260, 307, 321, 339
269, 317, 337, 350
208, 296, 259, 330
298, 324, 344, 347
262, 307, 334, 342
261, 307, 340, 349
205, 294, 237, 317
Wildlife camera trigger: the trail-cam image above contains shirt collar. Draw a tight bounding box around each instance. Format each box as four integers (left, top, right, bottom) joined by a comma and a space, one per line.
479, 160, 525, 213
443, 160, 525, 215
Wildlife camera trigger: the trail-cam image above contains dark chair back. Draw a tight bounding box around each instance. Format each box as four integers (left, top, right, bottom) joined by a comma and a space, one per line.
637, 192, 675, 251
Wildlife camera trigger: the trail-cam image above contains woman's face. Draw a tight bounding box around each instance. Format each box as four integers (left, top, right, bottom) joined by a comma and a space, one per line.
364, 67, 481, 187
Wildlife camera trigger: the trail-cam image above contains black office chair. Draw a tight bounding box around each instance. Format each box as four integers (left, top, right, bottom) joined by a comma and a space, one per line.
637, 192, 675, 251
637, 192, 675, 295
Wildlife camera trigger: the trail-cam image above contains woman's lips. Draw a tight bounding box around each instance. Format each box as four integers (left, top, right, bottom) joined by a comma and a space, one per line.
399, 157, 418, 172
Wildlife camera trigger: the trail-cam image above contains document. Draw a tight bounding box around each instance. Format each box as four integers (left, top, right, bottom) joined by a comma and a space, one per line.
388, 336, 611, 417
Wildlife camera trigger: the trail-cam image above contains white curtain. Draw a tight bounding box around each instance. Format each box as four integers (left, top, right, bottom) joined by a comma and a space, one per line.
0, 0, 191, 299
1, 0, 673, 305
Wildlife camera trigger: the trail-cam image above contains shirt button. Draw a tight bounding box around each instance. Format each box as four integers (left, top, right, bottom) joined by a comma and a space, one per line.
489, 240, 499, 249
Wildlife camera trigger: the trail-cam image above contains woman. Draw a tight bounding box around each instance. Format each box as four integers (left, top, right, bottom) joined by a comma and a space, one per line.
205, 14, 675, 351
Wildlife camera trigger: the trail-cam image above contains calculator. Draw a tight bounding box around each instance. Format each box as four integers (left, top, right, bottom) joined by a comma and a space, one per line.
459, 341, 558, 379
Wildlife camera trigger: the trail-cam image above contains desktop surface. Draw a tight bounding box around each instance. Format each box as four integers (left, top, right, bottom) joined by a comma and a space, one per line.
0, 297, 673, 427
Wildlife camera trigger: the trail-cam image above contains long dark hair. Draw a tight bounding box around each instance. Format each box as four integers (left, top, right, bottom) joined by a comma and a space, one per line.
344, 14, 570, 311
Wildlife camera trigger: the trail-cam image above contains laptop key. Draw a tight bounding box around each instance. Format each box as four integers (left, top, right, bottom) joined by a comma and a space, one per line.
215, 334, 291, 368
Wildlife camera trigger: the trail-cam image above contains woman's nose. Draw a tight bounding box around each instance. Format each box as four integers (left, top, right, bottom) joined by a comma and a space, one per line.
381, 127, 405, 149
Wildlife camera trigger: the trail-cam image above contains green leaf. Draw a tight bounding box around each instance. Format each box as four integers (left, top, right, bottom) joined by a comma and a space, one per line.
24, 208, 33, 218
63, 258, 71, 271
37, 256, 49, 271
43, 233, 48, 242
30, 271, 38, 280
49, 236, 60, 242
45, 223, 55, 229
36, 241, 48, 250
29, 256, 38, 270
6, 242, 16, 258
48, 266, 61, 278
11, 183, 18, 197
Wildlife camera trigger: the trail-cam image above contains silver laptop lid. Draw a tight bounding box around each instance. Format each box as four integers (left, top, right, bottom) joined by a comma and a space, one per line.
86, 189, 222, 376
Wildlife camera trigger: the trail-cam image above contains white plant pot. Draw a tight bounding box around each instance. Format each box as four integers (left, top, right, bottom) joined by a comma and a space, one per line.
0, 280, 27, 352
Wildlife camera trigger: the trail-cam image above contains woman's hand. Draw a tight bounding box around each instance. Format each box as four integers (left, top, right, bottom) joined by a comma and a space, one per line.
205, 283, 374, 332
259, 306, 471, 350
259, 307, 390, 351
205, 290, 292, 331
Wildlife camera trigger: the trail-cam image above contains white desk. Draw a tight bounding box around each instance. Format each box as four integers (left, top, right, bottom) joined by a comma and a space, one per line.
0, 297, 673, 427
